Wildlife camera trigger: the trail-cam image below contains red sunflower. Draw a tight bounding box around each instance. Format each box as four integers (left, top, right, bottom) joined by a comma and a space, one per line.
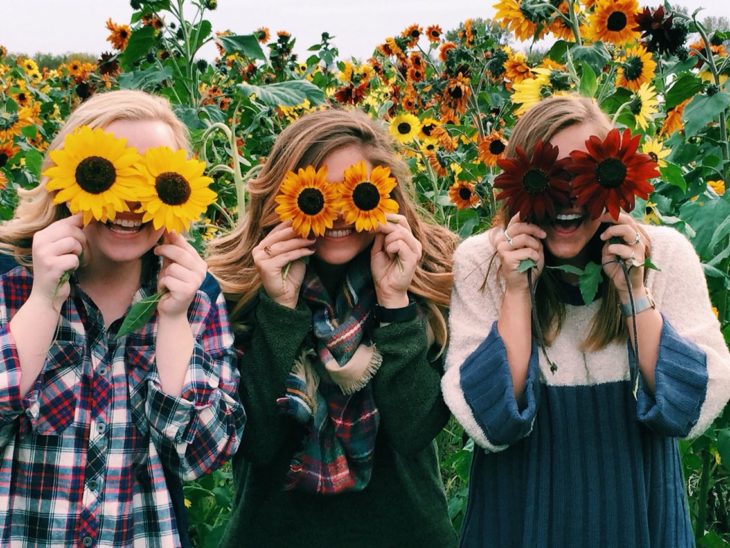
568, 128, 658, 220
494, 141, 572, 222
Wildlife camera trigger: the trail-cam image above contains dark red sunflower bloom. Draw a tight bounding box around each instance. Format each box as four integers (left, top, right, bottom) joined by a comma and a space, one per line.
494, 140, 572, 222
568, 128, 658, 220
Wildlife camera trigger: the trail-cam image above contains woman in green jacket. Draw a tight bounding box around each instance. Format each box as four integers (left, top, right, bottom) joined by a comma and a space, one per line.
207, 108, 458, 548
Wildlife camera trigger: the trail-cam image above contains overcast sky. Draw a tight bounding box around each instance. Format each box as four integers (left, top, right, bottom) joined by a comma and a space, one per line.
2, 0, 730, 61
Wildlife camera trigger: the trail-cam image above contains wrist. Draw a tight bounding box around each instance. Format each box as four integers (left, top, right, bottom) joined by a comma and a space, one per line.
618, 286, 647, 306
373, 298, 417, 325
376, 293, 410, 309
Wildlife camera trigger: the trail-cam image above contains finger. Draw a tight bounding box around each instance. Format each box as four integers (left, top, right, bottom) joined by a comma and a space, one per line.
599, 223, 638, 243
503, 248, 541, 267
371, 233, 385, 256
260, 223, 305, 246
48, 236, 84, 257
158, 276, 192, 297
597, 211, 633, 225
64, 213, 85, 228
385, 213, 410, 229
505, 222, 546, 240
268, 247, 315, 267
506, 212, 521, 228
258, 237, 315, 258
155, 244, 206, 271
50, 254, 81, 275
606, 242, 643, 262
383, 229, 421, 256
499, 234, 543, 252
161, 262, 203, 284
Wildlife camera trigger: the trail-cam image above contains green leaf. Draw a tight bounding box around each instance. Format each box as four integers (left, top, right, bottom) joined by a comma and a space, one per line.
570, 43, 610, 76
643, 258, 661, 271
664, 72, 704, 110
579, 261, 603, 304
547, 264, 584, 276
119, 25, 157, 71
116, 293, 162, 339
547, 40, 569, 63
190, 20, 212, 53
659, 162, 687, 192
517, 259, 537, 273
24, 149, 44, 179
683, 91, 730, 138
238, 80, 326, 108
708, 214, 730, 251
118, 66, 173, 90
680, 197, 730, 258
217, 34, 265, 59
578, 61, 597, 98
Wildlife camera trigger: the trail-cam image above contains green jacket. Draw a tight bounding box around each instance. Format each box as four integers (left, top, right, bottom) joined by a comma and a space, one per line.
221, 291, 458, 548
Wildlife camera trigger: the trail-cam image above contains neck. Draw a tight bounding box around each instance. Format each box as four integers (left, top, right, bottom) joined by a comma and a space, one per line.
77, 254, 145, 326
311, 257, 347, 299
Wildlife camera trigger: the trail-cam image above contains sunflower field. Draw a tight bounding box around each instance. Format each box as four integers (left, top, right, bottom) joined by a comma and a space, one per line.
2, 0, 730, 545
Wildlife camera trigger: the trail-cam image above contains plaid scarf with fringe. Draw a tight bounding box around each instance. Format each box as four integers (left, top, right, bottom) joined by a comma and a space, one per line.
276, 253, 382, 494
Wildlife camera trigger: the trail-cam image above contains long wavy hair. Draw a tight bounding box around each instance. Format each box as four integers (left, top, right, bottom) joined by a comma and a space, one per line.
495, 95, 652, 351
0, 90, 190, 266
207, 108, 456, 349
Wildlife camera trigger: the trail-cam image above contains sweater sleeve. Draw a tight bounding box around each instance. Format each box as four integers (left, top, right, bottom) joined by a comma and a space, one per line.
370, 313, 451, 456
442, 231, 540, 451
635, 318, 708, 437
459, 322, 540, 450
235, 290, 312, 464
646, 226, 730, 438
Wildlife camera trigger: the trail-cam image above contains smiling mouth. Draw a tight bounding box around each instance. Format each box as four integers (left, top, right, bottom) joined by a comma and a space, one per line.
551, 211, 584, 231
106, 217, 145, 233
325, 228, 353, 238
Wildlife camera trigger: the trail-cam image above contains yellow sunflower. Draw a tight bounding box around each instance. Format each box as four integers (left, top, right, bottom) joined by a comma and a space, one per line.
420, 117, 440, 140
443, 73, 471, 115
339, 160, 399, 232
43, 126, 144, 225
136, 147, 216, 234
389, 113, 421, 144
503, 50, 532, 87
549, 2, 581, 41
426, 25, 443, 42
20, 58, 38, 74
616, 45, 656, 92
0, 170, 7, 190
708, 180, 725, 196
0, 105, 35, 143
0, 141, 19, 167
641, 137, 670, 168
448, 181, 480, 209
588, 0, 640, 45
660, 98, 689, 137
106, 18, 131, 50
420, 139, 438, 154
275, 165, 340, 237
494, 0, 549, 42
478, 132, 508, 166
630, 82, 659, 131
511, 71, 551, 116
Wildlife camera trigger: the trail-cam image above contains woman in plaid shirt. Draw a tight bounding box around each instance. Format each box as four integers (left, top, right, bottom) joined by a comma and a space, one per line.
0, 90, 245, 547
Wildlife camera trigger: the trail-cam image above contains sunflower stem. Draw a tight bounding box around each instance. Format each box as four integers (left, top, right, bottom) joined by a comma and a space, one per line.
693, 14, 730, 171
526, 268, 557, 373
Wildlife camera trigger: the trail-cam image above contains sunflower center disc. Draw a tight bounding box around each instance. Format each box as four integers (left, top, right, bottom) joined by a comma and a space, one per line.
523, 169, 550, 194
0, 153, 8, 168
449, 86, 463, 99
397, 122, 413, 135
458, 186, 473, 201
297, 187, 325, 215
156, 172, 192, 205
75, 156, 117, 194
607, 11, 628, 32
648, 151, 658, 162
352, 181, 381, 211
596, 158, 627, 188
624, 56, 644, 80
489, 139, 506, 155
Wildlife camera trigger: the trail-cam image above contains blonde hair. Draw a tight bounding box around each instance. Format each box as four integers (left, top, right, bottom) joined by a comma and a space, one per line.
207, 107, 456, 349
0, 90, 190, 265
497, 95, 651, 351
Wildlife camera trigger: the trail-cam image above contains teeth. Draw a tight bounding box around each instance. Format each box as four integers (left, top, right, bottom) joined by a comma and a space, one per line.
113, 218, 142, 228
556, 213, 582, 221
326, 229, 353, 238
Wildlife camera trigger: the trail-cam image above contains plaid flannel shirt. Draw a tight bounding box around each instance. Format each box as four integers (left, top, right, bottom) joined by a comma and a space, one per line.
0, 265, 245, 547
